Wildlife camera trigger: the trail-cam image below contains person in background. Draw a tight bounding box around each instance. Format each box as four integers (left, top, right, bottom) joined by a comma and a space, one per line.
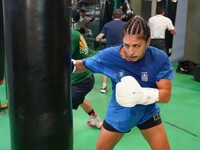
74, 8, 94, 36
72, 15, 174, 150
96, 9, 126, 93
148, 6, 176, 55
71, 29, 102, 129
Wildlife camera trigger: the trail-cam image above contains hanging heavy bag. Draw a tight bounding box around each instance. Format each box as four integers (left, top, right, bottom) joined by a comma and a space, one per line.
176, 60, 198, 75
122, 0, 135, 21
193, 65, 200, 82
99, 0, 113, 31
0, 46, 4, 85
71, 5, 80, 23
0, 1, 4, 85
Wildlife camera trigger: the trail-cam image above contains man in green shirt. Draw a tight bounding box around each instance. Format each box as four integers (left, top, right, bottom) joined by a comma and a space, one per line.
71, 29, 102, 129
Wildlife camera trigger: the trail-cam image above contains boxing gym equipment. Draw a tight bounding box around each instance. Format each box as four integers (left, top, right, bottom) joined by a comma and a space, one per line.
116, 76, 158, 107
0, 0, 5, 113
157, 0, 166, 8
165, 0, 177, 56
193, 65, 200, 82
3, 0, 73, 149
176, 60, 198, 75
71, 5, 80, 23
0, 0, 4, 85
157, 0, 177, 56
122, 0, 136, 22
99, 0, 113, 32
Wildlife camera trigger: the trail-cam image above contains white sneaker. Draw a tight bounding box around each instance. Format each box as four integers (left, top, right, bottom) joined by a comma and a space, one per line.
87, 114, 103, 129
100, 86, 107, 93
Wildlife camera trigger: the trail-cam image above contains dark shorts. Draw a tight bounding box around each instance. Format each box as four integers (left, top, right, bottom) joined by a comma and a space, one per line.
150, 39, 167, 54
72, 75, 95, 109
103, 113, 162, 133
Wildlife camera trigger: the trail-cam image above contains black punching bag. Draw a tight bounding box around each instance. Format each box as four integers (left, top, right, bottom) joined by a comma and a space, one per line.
0, 0, 4, 85
3, 0, 73, 150
165, 0, 177, 56
156, 0, 166, 8
122, 0, 136, 22
99, 0, 114, 31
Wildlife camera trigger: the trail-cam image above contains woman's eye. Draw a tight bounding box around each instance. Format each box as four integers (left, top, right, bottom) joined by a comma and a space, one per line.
125, 44, 130, 49
134, 45, 140, 48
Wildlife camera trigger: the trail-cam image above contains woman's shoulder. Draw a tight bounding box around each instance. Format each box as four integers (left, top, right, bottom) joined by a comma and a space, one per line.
94, 46, 122, 60
147, 46, 168, 57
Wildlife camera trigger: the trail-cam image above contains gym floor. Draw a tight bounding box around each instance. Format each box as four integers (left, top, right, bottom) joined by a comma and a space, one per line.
0, 63, 200, 150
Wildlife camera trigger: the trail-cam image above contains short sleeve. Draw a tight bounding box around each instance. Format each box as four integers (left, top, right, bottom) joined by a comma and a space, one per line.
156, 58, 174, 81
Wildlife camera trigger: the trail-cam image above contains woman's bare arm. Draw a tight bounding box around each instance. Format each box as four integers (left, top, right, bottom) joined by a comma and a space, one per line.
156, 79, 172, 103
73, 60, 88, 73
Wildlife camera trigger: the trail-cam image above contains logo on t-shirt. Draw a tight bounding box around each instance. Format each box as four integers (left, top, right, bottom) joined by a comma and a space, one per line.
141, 72, 148, 82
79, 35, 89, 55
118, 70, 125, 78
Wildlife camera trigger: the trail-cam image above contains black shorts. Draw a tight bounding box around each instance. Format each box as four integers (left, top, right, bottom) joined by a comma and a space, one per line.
72, 75, 95, 109
103, 113, 162, 133
150, 39, 167, 54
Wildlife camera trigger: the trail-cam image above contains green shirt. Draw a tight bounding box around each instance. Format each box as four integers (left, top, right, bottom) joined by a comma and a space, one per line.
71, 29, 92, 84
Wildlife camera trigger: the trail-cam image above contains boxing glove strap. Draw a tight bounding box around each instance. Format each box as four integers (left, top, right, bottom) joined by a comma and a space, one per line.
71, 59, 76, 73
142, 88, 159, 105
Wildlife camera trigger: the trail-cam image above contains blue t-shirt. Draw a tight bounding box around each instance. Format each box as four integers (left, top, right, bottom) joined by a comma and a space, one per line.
83, 45, 174, 132
101, 20, 126, 48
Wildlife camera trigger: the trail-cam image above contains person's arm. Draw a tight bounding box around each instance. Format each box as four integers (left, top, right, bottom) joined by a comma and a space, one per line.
156, 79, 172, 103
96, 33, 105, 42
82, 19, 90, 26
115, 76, 172, 107
72, 60, 88, 73
167, 18, 176, 35
82, 17, 94, 26
169, 28, 176, 35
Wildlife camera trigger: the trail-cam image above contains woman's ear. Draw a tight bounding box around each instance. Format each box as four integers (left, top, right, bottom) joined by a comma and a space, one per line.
147, 38, 151, 46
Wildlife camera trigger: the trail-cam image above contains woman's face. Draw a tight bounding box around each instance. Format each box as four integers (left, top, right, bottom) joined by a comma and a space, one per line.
120, 33, 151, 62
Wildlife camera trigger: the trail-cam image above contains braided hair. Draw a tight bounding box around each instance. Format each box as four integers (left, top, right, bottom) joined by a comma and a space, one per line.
123, 15, 150, 42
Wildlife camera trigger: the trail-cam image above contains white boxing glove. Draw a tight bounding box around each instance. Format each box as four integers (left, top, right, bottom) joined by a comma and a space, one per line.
116, 76, 159, 107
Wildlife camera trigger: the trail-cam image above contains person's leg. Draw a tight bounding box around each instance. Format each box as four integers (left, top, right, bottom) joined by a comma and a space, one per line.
101, 75, 107, 93
96, 126, 124, 150
80, 100, 103, 128
72, 75, 102, 128
72, 75, 95, 110
103, 75, 107, 85
80, 99, 93, 113
140, 124, 170, 150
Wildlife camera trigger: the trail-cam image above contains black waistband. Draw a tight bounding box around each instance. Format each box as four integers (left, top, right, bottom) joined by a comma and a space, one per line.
151, 38, 165, 40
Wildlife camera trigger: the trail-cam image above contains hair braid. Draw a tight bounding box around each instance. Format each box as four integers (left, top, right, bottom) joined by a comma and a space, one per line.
123, 15, 150, 41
